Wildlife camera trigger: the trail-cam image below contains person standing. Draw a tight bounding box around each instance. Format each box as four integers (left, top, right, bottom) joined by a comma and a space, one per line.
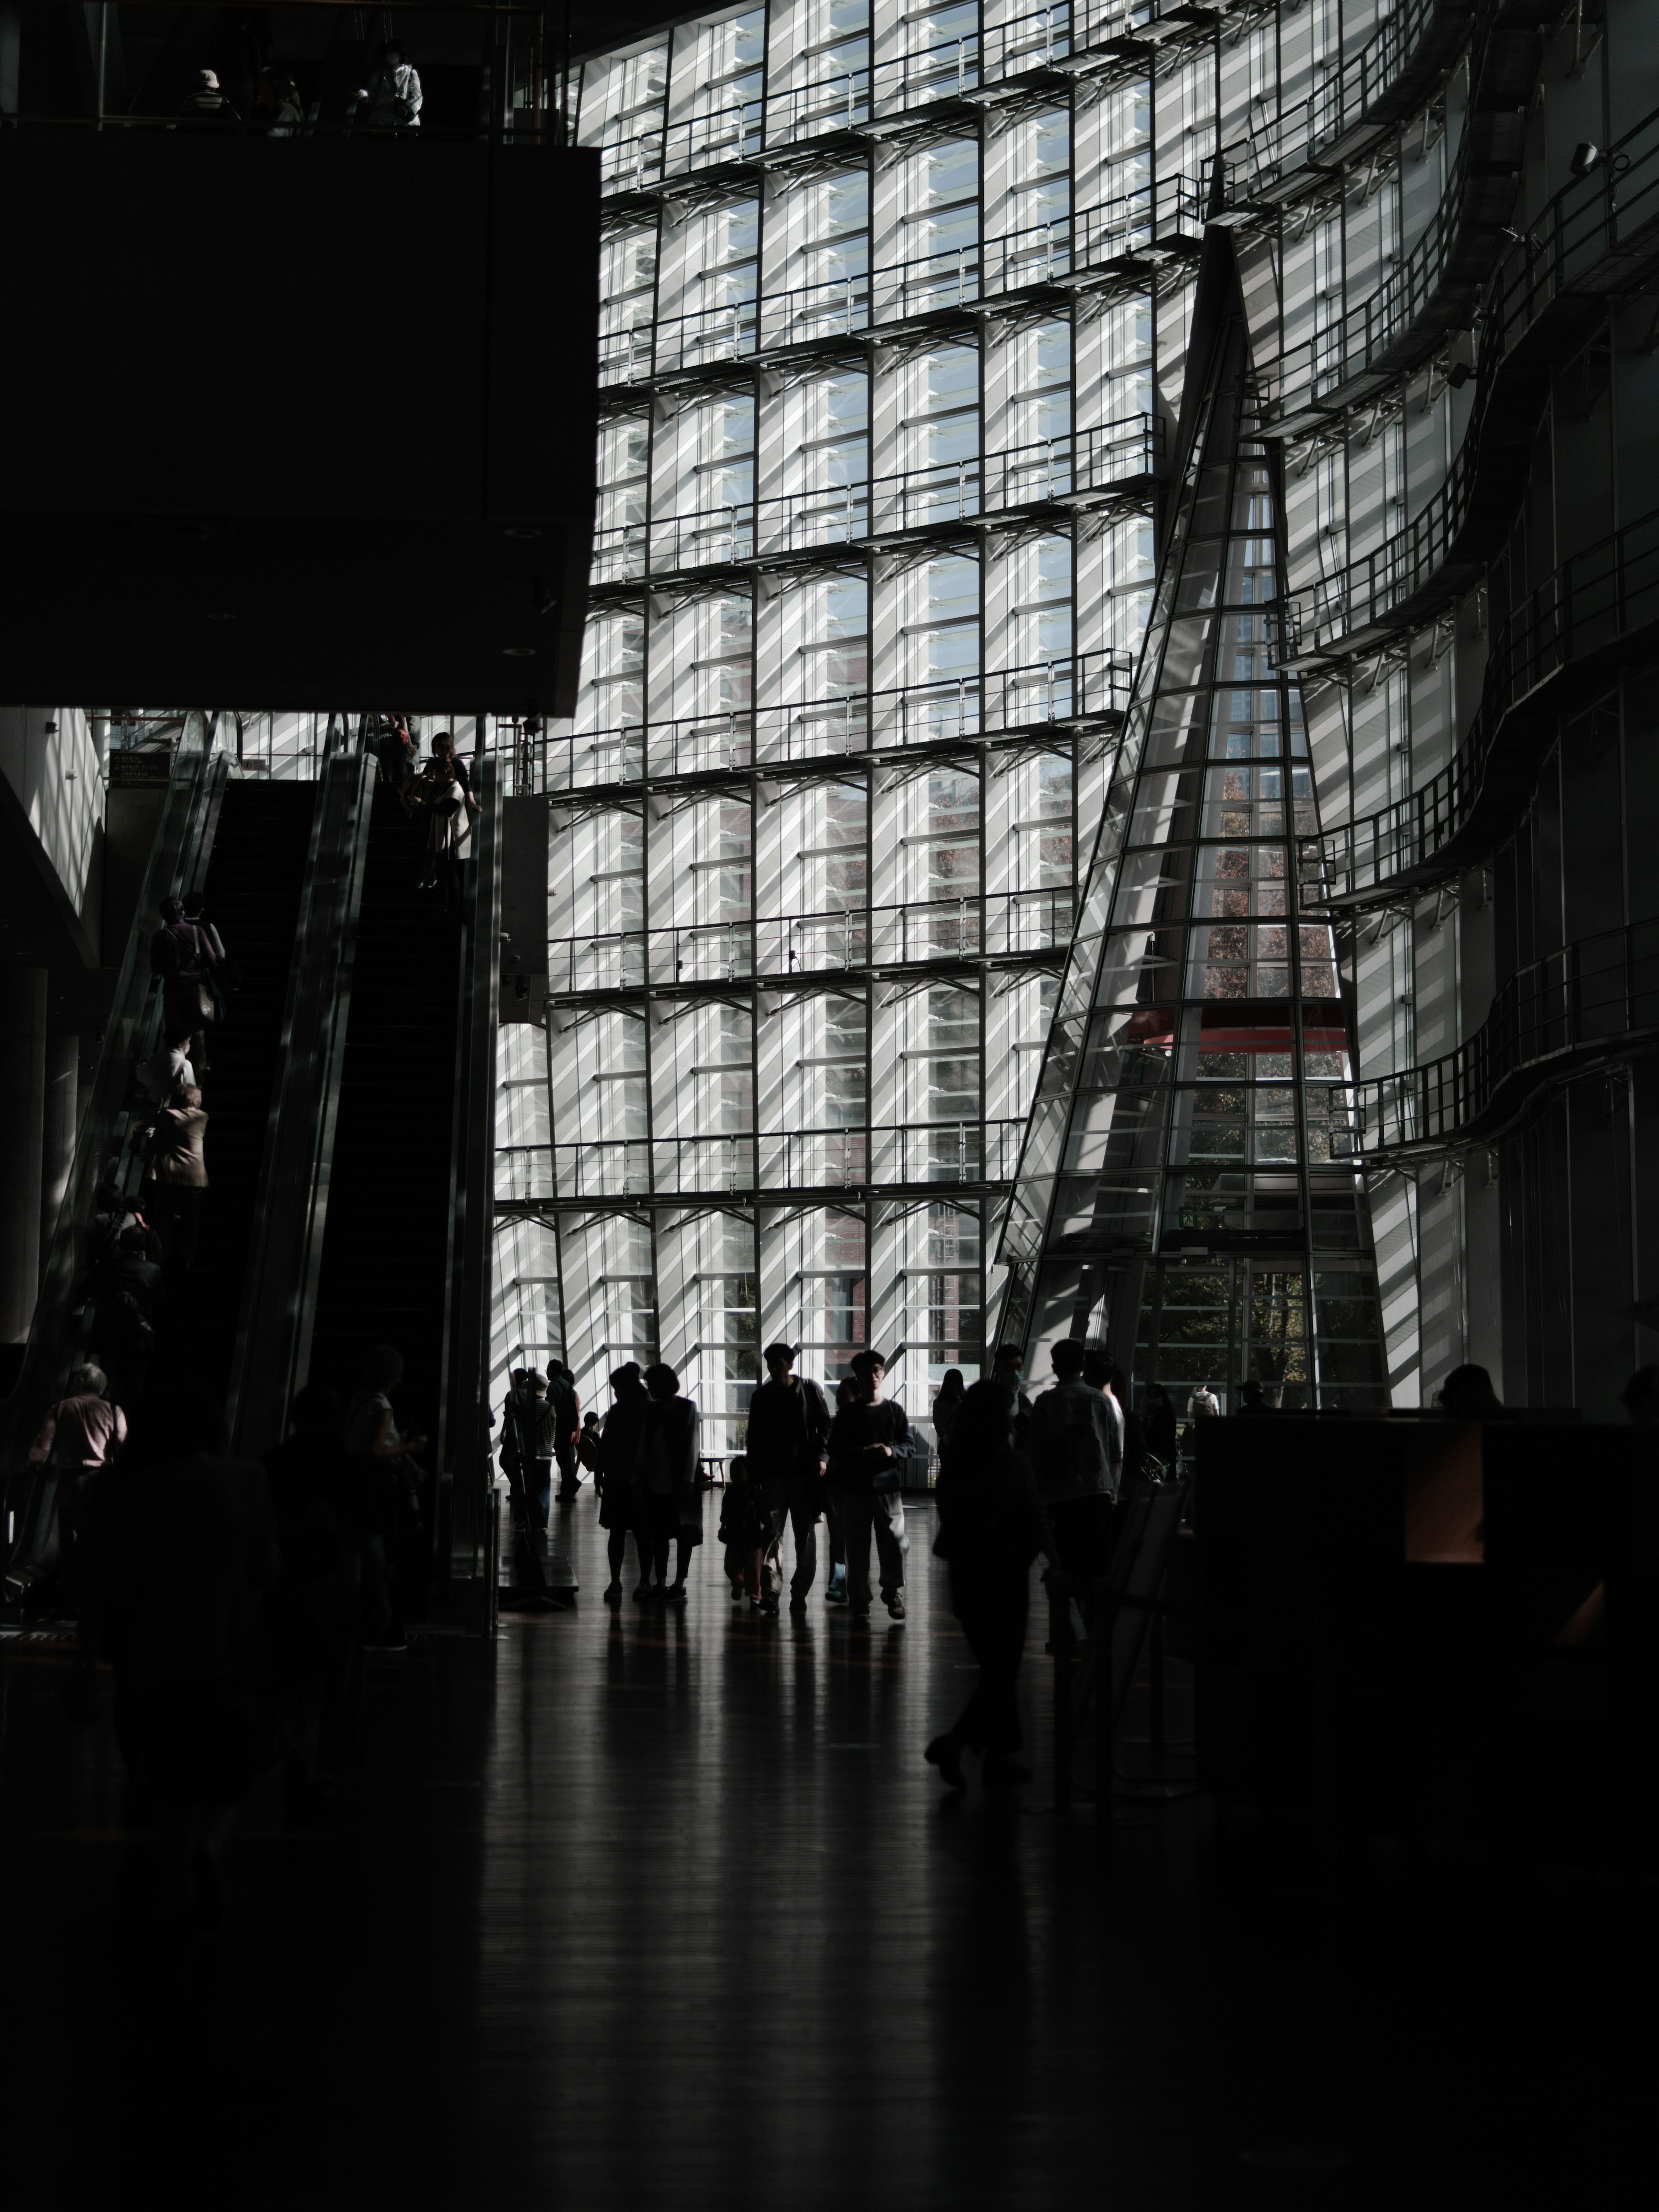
744, 1342, 833, 1612
597, 1364, 651, 1602
825, 1349, 917, 1623
174, 67, 242, 130
143, 1082, 209, 1271
494, 1367, 545, 1602
521, 1373, 557, 1530
925, 1379, 1049, 1792
248, 66, 304, 134
991, 1344, 1035, 1450
28, 1364, 128, 1674
1027, 1339, 1117, 1602
136, 1029, 196, 1108
638, 1363, 702, 1602
150, 896, 220, 1072
548, 1361, 582, 1502
1187, 1381, 1221, 1423
362, 41, 423, 129
1141, 1382, 1179, 1473
931, 1367, 966, 1465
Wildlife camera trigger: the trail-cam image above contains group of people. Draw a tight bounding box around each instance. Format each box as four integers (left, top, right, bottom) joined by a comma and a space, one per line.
556, 1338, 1146, 1790
174, 42, 421, 134
372, 718, 478, 909
25, 1341, 435, 1926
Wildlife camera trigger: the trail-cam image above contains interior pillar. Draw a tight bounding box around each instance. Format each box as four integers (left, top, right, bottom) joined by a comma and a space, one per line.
0, 968, 48, 1347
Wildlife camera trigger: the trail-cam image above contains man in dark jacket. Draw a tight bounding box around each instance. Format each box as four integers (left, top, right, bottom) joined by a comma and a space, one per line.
175, 68, 242, 130
745, 1342, 833, 1612
826, 1349, 921, 1623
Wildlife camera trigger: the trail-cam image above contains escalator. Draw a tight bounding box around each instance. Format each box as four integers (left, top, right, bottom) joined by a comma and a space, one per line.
175, 779, 317, 1404
1, 720, 500, 1627
306, 779, 464, 1461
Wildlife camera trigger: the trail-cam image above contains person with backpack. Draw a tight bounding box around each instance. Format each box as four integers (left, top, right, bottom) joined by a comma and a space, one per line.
744, 1341, 833, 1612
1027, 1339, 1118, 1605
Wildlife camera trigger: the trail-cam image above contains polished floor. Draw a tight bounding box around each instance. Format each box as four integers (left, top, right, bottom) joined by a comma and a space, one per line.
0, 1487, 1643, 2209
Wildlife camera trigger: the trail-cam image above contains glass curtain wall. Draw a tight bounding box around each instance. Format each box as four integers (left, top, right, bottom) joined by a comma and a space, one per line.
489, 0, 1413, 1452
998, 242, 1389, 1413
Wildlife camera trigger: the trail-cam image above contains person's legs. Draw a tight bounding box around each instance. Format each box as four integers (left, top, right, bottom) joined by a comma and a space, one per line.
873, 1491, 906, 1606
555, 1440, 578, 1501
606, 1526, 628, 1589
504, 1461, 546, 1597
670, 1528, 696, 1592
531, 1457, 553, 1529
837, 1490, 875, 1612
787, 1481, 819, 1600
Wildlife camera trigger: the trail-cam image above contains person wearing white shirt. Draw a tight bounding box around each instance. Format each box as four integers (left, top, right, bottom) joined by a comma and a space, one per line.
137, 1033, 196, 1107
363, 43, 423, 129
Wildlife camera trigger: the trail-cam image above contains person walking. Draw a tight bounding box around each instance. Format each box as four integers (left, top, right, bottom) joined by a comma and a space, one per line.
744, 1341, 833, 1612
342, 1347, 429, 1646
143, 1082, 209, 1271
638, 1363, 702, 1602
825, 1349, 917, 1623
1027, 1339, 1118, 1605
925, 1379, 1049, 1792
1141, 1382, 1178, 1472
597, 1364, 652, 1602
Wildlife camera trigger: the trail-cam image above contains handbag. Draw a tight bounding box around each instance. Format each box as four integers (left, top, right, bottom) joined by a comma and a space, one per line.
194, 978, 217, 1026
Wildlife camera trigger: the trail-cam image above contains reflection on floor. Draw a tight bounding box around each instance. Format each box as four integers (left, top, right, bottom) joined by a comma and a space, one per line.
0, 1485, 1642, 2208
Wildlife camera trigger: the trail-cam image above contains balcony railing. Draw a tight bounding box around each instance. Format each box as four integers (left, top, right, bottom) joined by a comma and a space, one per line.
1353, 923, 1659, 1155
496, 1119, 1030, 1200
1300, 505, 1659, 907
524, 651, 1132, 791
1224, 0, 1447, 202
546, 889, 1076, 992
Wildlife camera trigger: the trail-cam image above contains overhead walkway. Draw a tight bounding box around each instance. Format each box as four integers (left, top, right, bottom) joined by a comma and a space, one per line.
1, 721, 501, 1629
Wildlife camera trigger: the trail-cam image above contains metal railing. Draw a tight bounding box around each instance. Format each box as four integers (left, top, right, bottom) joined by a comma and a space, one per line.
1353, 922, 1659, 1154
1301, 505, 1659, 905
593, 413, 1160, 578
547, 888, 1075, 992
1223, 0, 1448, 201
496, 1119, 1028, 1200
521, 651, 1132, 790
1286, 105, 1659, 658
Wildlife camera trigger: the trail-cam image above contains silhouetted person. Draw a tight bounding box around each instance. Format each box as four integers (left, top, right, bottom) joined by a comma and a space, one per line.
143, 1082, 208, 1271
1436, 1363, 1505, 1420
745, 1341, 832, 1610
264, 1386, 362, 1803
720, 1452, 776, 1610
639, 1363, 702, 1602
248, 66, 303, 134
521, 1371, 557, 1529
100, 1224, 165, 1408
1238, 1379, 1268, 1414
548, 1360, 582, 1501
149, 895, 219, 1068
343, 1346, 429, 1647
412, 757, 467, 907
991, 1345, 1034, 1449
597, 1364, 651, 1601
1142, 1382, 1178, 1468
925, 1379, 1049, 1793
1622, 1365, 1659, 1424
128, 1383, 279, 1929
826, 1349, 915, 1622
1028, 1340, 1116, 1599
181, 892, 232, 1024
175, 67, 242, 130
931, 1367, 966, 1462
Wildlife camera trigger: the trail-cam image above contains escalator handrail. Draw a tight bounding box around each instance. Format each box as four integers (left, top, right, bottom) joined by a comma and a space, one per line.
0, 710, 222, 1587
225, 739, 377, 1459
436, 755, 501, 1608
